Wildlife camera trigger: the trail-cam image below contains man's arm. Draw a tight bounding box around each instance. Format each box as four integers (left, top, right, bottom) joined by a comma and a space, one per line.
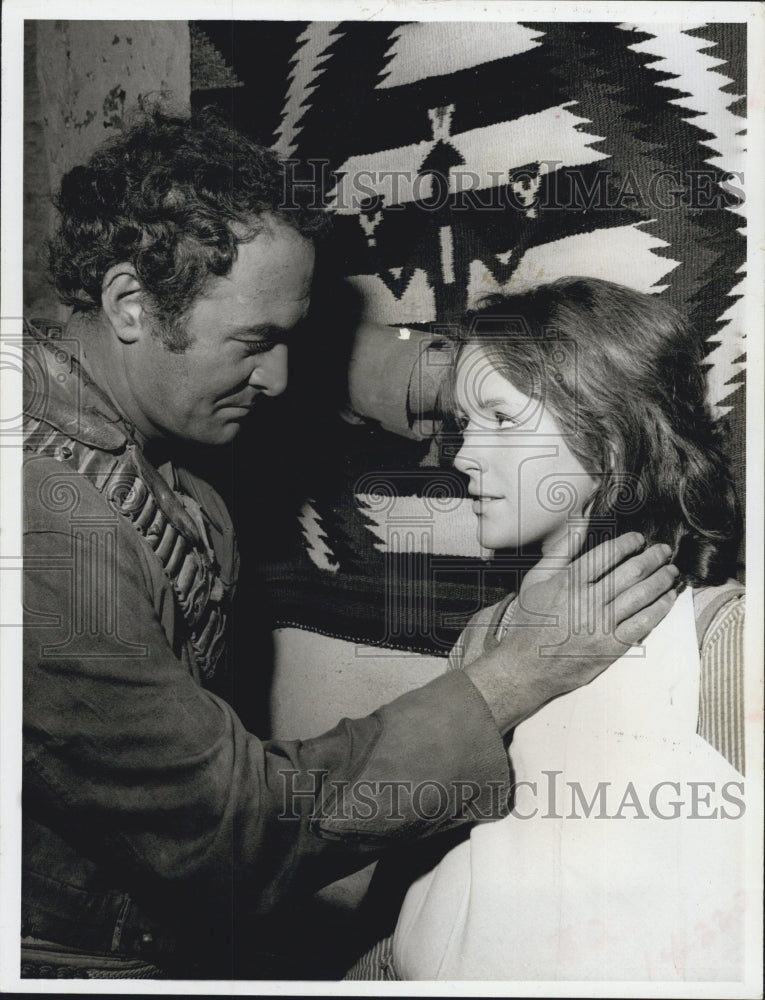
23, 520, 510, 918
24, 460, 675, 926
346, 321, 451, 439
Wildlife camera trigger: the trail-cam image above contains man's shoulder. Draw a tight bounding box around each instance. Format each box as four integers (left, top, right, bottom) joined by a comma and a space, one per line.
23, 331, 136, 536
24, 330, 128, 452
23, 449, 141, 549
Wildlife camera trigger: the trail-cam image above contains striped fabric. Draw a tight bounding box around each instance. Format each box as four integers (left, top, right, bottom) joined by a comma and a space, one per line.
698, 593, 746, 775
343, 937, 397, 982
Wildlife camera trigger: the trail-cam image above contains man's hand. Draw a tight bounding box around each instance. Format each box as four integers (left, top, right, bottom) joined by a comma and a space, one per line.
465, 533, 678, 733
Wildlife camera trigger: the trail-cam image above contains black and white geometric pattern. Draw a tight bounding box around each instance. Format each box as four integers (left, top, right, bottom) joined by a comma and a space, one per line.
193, 21, 747, 656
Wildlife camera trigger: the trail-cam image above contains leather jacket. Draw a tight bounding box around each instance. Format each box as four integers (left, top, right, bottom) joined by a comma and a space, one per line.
21, 330, 512, 976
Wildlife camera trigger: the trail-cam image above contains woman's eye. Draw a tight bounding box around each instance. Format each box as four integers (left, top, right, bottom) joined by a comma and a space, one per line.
494, 412, 516, 428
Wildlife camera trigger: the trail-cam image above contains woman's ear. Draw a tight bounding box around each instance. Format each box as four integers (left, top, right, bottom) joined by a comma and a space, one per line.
101, 264, 146, 344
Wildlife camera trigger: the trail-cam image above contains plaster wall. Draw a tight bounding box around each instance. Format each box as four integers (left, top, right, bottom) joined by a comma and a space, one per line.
24, 20, 190, 317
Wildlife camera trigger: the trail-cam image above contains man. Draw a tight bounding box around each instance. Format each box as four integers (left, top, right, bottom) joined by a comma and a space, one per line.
22, 108, 678, 979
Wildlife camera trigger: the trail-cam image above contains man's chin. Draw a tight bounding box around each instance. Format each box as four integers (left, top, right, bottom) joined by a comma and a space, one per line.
179, 419, 245, 447
211, 420, 245, 445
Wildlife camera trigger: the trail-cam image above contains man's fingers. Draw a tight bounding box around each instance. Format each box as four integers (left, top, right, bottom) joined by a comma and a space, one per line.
609, 563, 680, 625
614, 588, 679, 646
596, 541, 674, 601
570, 531, 647, 585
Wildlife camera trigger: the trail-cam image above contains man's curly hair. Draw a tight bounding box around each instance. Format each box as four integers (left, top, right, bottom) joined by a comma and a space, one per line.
47, 106, 329, 348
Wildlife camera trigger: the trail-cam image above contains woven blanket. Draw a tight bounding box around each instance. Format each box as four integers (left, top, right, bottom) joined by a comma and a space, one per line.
191, 20, 746, 660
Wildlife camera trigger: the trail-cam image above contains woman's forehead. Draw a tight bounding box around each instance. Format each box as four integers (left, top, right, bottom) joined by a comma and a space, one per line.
455, 346, 527, 411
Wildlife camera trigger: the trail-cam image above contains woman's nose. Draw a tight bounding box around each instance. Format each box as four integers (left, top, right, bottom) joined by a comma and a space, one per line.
453, 433, 485, 475
249, 343, 289, 397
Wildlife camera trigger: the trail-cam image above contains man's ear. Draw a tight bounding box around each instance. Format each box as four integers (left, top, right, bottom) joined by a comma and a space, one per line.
101, 264, 147, 344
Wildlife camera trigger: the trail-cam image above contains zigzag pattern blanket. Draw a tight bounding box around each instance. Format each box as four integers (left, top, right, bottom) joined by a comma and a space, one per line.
192, 20, 746, 659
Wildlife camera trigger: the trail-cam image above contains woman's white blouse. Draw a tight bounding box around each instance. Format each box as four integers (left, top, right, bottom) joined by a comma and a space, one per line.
393, 588, 746, 981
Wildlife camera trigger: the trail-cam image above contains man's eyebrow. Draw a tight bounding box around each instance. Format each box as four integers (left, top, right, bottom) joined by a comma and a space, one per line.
231, 325, 286, 340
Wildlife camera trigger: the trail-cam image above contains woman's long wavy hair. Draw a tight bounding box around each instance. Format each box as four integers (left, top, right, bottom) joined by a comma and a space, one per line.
448, 277, 739, 586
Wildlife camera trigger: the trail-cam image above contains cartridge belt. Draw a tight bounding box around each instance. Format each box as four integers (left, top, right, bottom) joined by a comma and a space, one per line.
24, 415, 229, 680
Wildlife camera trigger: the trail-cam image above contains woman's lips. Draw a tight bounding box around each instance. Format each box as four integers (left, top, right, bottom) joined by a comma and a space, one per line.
471, 495, 503, 513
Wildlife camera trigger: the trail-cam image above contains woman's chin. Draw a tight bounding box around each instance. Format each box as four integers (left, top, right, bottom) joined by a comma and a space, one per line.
478, 528, 566, 556
477, 528, 517, 551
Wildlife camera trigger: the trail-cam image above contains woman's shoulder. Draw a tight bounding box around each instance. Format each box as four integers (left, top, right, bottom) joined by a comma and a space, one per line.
693, 579, 745, 649
447, 593, 517, 671
469, 593, 517, 630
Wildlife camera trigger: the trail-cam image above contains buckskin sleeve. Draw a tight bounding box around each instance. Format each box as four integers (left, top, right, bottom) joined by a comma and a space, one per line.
23, 521, 511, 926
346, 322, 453, 439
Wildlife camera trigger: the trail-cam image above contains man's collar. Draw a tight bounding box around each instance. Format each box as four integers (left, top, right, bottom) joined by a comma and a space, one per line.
25, 321, 131, 453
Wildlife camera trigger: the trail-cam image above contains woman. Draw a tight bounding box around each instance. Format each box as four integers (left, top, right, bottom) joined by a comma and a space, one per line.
347, 277, 746, 982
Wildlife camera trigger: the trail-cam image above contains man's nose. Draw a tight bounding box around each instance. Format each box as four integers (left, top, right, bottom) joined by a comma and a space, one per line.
249, 343, 289, 397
